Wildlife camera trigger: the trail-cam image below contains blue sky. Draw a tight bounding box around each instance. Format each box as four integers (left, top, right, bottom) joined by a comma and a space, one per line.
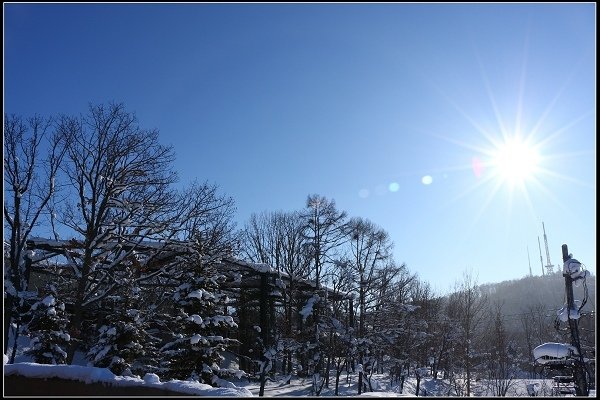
4, 3, 595, 293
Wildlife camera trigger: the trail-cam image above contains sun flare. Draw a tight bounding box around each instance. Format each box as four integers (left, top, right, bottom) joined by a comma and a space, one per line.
491, 136, 540, 185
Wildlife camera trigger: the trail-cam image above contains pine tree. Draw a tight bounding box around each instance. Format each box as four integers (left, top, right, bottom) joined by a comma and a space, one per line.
25, 285, 70, 364
159, 263, 239, 384
86, 272, 151, 376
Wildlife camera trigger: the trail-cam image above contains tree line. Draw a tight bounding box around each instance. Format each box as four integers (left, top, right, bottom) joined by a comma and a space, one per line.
4, 103, 592, 396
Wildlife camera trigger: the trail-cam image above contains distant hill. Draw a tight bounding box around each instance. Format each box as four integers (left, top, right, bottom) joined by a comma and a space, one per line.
475, 270, 596, 378
478, 271, 595, 330
480, 271, 595, 311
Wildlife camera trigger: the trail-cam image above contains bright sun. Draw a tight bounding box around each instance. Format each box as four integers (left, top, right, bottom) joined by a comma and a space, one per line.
491, 136, 540, 185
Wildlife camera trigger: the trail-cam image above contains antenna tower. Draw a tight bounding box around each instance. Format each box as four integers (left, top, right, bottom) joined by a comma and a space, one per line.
527, 246, 532, 277
542, 222, 554, 274
538, 237, 545, 276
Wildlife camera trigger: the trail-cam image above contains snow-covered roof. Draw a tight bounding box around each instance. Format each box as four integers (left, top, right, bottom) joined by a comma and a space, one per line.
24, 237, 351, 299
225, 258, 274, 274
221, 257, 350, 299
533, 342, 579, 364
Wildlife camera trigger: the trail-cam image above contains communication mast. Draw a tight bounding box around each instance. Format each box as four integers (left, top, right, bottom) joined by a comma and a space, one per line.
527, 246, 532, 277
543, 222, 554, 275
538, 237, 545, 276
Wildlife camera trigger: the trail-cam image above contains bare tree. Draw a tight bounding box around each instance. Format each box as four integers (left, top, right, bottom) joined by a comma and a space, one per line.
483, 302, 519, 396
324, 261, 357, 395
241, 211, 278, 267
408, 279, 440, 369
3, 114, 66, 356
55, 103, 180, 363
343, 217, 393, 394
451, 270, 488, 397
300, 194, 347, 394
302, 194, 347, 289
431, 312, 460, 381
519, 303, 542, 378
178, 180, 238, 256
242, 211, 310, 277
240, 210, 311, 375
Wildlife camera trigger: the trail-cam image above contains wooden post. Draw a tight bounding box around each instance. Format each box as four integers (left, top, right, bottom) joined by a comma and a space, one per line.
238, 283, 248, 372
269, 274, 276, 376
260, 273, 270, 347
258, 272, 270, 397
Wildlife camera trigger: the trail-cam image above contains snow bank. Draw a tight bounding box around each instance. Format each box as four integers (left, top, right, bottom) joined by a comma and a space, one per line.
4, 362, 253, 396
143, 373, 160, 384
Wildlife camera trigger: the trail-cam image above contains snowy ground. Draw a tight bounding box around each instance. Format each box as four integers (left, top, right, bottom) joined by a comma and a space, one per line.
1, 355, 578, 398
1, 335, 575, 397
237, 374, 411, 397
236, 372, 557, 397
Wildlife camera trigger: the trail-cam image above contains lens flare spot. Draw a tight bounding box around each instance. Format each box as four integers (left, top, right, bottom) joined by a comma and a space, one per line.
388, 182, 400, 192
422, 175, 433, 185
472, 156, 484, 178
358, 188, 370, 198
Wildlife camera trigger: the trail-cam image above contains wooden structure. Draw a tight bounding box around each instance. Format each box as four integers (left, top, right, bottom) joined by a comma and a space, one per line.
552, 375, 576, 396
23, 237, 352, 373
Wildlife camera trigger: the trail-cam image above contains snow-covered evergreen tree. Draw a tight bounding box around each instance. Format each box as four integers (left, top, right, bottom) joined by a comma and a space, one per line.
158, 263, 240, 384
25, 284, 70, 364
86, 273, 152, 376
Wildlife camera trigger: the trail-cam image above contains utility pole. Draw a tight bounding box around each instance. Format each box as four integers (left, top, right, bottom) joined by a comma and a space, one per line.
561, 244, 588, 396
